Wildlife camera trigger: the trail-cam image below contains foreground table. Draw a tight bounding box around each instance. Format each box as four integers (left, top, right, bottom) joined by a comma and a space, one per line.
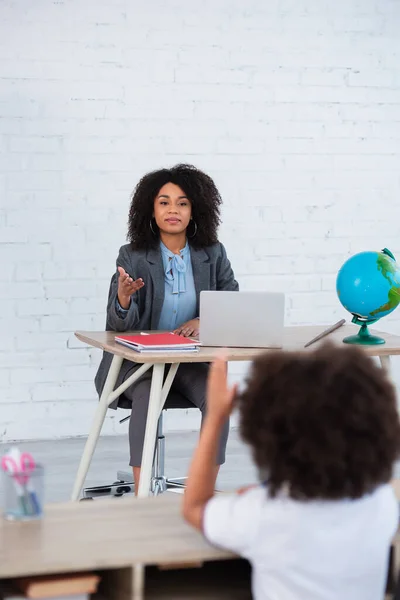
73, 325, 400, 499
0, 494, 250, 600
2, 484, 400, 600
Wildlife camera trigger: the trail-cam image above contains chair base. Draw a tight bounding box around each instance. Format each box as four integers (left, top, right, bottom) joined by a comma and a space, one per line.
81, 412, 188, 500
81, 480, 134, 499
82, 472, 188, 499
115, 471, 188, 496
165, 476, 188, 490
150, 476, 188, 495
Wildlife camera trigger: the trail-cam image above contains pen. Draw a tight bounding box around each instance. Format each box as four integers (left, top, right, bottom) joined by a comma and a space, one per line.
304, 319, 346, 348
25, 476, 41, 515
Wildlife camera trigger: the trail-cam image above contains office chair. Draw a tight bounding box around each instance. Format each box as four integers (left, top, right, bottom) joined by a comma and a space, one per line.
82, 390, 195, 499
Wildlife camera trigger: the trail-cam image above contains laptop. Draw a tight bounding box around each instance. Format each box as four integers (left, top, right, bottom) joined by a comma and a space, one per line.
199, 291, 285, 348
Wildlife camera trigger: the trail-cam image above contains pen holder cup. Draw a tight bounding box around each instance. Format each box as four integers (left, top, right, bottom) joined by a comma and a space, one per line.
2, 464, 44, 521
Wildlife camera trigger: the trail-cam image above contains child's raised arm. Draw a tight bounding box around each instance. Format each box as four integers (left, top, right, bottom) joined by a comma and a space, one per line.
182, 357, 237, 531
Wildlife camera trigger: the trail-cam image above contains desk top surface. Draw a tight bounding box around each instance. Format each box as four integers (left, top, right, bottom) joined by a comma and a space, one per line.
0, 494, 234, 579
2, 482, 400, 580
75, 325, 400, 363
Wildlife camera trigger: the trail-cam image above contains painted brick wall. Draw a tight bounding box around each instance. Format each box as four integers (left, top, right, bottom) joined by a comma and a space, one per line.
1, 0, 400, 441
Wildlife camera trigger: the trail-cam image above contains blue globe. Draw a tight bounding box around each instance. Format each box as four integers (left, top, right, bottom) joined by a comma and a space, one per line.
336, 249, 400, 322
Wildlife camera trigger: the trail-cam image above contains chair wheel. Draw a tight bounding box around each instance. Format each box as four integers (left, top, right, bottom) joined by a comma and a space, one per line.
80, 497, 93, 502
114, 485, 132, 496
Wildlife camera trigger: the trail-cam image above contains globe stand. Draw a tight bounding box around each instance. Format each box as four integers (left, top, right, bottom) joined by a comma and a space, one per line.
343, 317, 385, 346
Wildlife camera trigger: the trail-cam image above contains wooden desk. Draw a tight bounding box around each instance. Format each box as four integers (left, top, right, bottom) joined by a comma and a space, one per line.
73, 325, 400, 499
2, 484, 400, 600
0, 494, 251, 599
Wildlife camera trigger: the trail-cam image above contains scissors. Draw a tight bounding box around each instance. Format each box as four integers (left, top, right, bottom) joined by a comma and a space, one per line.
1, 451, 40, 516
1, 452, 36, 485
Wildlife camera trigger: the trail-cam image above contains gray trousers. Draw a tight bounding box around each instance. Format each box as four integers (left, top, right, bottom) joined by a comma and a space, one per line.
122, 362, 230, 467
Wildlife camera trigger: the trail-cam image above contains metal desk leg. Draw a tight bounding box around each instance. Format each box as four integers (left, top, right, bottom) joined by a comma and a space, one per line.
71, 354, 123, 501
380, 355, 391, 372
138, 363, 165, 497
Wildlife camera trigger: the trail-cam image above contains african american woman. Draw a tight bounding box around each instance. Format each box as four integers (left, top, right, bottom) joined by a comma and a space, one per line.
95, 164, 239, 491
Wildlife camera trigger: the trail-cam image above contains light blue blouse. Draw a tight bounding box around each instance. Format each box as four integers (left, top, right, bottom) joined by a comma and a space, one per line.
157, 240, 197, 330
116, 240, 197, 330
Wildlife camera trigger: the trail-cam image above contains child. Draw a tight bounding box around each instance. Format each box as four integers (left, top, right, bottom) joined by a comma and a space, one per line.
183, 343, 400, 600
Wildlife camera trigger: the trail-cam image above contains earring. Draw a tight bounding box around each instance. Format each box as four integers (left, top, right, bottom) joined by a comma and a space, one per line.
150, 218, 158, 236
188, 219, 198, 238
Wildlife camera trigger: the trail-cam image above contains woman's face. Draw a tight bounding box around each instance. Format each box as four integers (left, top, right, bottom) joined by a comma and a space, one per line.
153, 182, 192, 236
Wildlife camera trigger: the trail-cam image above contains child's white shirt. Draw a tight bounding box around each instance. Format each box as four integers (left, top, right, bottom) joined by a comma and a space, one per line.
203, 483, 398, 600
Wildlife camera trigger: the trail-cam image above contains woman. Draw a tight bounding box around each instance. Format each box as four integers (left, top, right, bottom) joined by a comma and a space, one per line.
95, 163, 239, 490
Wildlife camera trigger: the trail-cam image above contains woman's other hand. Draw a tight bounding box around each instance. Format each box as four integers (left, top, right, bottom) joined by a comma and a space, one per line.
174, 319, 199, 338
117, 266, 144, 309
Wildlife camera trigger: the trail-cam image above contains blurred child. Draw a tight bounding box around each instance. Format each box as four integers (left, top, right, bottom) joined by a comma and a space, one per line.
183, 343, 400, 600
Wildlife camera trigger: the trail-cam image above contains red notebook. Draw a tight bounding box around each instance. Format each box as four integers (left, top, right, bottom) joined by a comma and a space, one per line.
115, 332, 201, 353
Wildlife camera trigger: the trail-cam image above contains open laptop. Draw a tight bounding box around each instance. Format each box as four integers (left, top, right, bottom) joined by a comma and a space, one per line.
199, 291, 285, 348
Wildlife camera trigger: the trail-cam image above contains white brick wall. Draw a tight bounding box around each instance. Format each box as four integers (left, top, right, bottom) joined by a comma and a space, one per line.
1, 0, 400, 441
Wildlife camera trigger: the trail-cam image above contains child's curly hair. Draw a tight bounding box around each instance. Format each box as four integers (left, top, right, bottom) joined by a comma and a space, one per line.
238, 343, 400, 500
127, 164, 222, 250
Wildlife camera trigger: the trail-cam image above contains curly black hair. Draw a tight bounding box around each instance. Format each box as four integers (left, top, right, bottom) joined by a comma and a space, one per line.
127, 164, 222, 250
238, 342, 400, 500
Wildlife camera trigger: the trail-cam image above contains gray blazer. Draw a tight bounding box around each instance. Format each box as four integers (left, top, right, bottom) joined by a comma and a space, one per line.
95, 241, 239, 408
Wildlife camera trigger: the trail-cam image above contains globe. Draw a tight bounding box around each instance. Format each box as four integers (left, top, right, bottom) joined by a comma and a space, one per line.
336, 248, 400, 345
